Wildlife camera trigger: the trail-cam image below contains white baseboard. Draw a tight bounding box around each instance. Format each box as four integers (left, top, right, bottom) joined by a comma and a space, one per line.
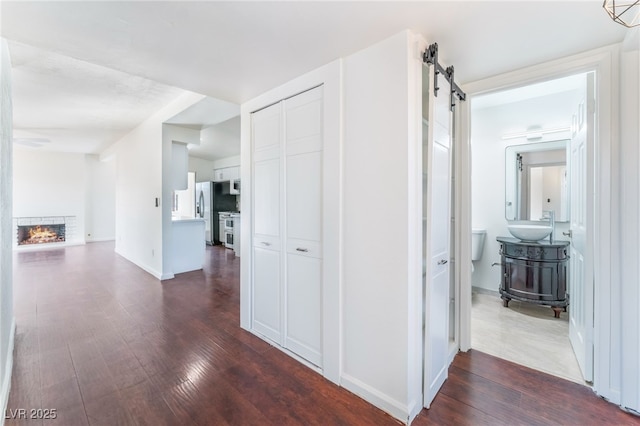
85, 237, 115, 243
407, 397, 422, 424
471, 286, 499, 296
341, 373, 410, 424
160, 272, 175, 280
114, 248, 165, 280
1, 318, 16, 426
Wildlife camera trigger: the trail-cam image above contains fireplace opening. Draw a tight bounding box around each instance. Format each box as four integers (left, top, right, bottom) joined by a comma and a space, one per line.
17, 224, 66, 245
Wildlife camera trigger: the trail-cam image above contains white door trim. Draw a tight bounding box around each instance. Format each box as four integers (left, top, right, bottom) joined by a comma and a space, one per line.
458, 44, 619, 402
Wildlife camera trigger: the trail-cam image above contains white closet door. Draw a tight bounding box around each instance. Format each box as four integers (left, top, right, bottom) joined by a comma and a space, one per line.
252, 102, 283, 342
283, 86, 323, 366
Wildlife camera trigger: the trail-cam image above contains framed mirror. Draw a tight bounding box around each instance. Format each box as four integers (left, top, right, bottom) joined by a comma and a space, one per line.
505, 140, 569, 222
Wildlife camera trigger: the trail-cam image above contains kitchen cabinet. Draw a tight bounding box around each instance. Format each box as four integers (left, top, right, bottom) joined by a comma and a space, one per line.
213, 166, 240, 182
170, 218, 205, 274
251, 86, 323, 367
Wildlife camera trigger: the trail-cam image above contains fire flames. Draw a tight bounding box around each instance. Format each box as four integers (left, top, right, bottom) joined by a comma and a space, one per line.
25, 225, 62, 244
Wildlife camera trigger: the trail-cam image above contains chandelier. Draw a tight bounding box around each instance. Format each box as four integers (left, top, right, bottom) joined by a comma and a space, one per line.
603, 0, 640, 27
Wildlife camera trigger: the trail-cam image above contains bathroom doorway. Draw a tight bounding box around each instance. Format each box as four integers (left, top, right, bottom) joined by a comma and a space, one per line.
468, 72, 592, 385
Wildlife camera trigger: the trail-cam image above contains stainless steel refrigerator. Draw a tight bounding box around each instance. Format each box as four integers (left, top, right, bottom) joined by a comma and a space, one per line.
195, 181, 237, 245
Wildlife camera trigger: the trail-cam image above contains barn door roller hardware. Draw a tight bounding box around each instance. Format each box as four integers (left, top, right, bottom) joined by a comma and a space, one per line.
423, 43, 466, 111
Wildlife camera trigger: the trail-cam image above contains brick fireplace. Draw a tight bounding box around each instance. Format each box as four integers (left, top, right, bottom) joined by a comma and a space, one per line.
13, 216, 77, 248
17, 224, 66, 245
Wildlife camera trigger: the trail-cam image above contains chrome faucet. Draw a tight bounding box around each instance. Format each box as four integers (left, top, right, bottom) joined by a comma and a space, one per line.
541, 210, 555, 243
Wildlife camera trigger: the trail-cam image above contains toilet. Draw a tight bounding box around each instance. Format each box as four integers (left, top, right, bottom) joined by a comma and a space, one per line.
472, 229, 487, 261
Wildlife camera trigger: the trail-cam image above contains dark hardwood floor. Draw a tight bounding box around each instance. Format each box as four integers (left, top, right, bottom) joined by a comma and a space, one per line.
7, 242, 639, 425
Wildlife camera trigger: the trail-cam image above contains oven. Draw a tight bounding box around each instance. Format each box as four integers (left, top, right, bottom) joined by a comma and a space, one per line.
224, 230, 234, 249
220, 212, 235, 249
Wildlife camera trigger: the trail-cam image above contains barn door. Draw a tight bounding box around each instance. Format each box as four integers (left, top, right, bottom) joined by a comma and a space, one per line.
423, 64, 454, 408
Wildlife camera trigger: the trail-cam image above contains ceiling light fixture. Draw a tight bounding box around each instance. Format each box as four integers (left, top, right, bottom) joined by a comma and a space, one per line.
603, 0, 640, 28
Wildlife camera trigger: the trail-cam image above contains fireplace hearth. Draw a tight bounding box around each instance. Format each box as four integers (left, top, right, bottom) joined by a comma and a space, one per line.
17, 224, 66, 245
13, 216, 77, 249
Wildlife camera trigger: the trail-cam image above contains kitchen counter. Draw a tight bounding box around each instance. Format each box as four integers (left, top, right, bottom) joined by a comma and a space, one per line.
171, 217, 205, 274
172, 216, 204, 222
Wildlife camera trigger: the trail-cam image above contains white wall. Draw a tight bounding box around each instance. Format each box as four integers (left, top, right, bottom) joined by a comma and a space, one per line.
470, 90, 579, 292
102, 91, 204, 279
84, 154, 115, 242
213, 155, 240, 169
13, 150, 86, 244
189, 156, 215, 182
341, 30, 421, 420
619, 29, 640, 414
13, 151, 116, 245
199, 116, 241, 159
162, 123, 201, 278
0, 38, 15, 418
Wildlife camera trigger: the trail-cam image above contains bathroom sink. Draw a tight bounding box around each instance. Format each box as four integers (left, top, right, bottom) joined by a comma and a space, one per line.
507, 222, 552, 242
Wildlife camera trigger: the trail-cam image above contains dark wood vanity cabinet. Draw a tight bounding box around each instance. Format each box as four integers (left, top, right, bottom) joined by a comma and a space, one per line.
496, 237, 570, 318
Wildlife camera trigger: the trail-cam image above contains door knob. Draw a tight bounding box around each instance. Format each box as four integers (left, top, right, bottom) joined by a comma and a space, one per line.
562, 230, 572, 238
437, 259, 448, 265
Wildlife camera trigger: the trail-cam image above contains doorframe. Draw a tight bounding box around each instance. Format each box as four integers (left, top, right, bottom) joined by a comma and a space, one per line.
457, 44, 620, 403
239, 59, 343, 385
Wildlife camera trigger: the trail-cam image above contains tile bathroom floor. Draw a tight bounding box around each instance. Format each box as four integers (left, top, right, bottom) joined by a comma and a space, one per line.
471, 291, 585, 385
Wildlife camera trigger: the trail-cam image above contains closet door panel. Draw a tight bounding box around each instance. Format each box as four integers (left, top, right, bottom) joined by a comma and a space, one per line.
252, 246, 281, 342
285, 86, 323, 155
285, 253, 322, 366
253, 159, 280, 239
252, 103, 281, 156
286, 151, 322, 243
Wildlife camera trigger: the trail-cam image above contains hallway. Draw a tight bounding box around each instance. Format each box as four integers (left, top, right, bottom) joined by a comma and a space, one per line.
8, 242, 399, 425
6, 242, 637, 425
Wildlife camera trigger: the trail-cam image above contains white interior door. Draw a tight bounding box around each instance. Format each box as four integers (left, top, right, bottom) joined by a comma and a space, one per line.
424, 72, 453, 408
568, 72, 594, 383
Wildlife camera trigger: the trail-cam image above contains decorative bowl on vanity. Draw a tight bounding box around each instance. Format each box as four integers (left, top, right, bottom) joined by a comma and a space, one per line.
507, 221, 553, 242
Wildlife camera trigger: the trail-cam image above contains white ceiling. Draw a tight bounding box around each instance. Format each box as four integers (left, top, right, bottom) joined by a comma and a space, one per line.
0, 1, 630, 156
8, 40, 186, 154
188, 116, 241, 162
165, 97, 239, 130
472, 73, 586, 110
